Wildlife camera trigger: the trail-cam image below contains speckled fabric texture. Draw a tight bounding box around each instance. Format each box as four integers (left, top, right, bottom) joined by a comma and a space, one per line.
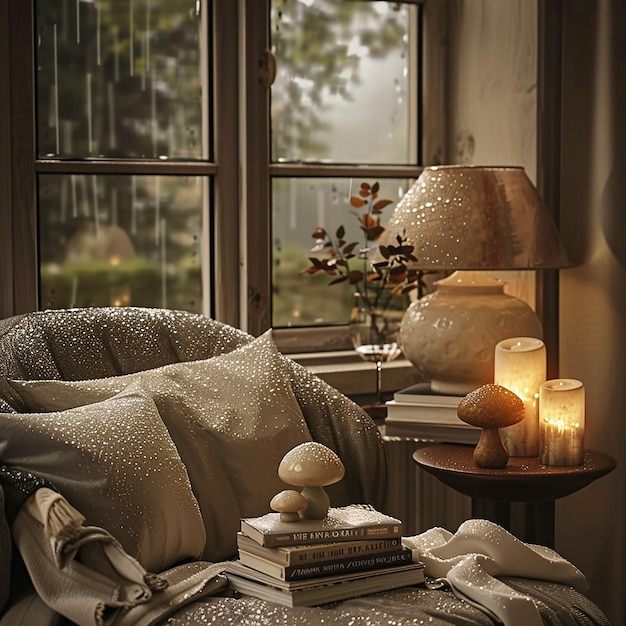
0, 307, 386, 509
10, 330, 315, 561
0, 307, 611, 626
0, 385, 206, 572
0, 465, 56, 527
165, 578, 609, 626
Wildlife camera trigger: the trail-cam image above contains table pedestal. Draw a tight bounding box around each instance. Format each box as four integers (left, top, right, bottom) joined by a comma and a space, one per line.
413, 444, 616, 547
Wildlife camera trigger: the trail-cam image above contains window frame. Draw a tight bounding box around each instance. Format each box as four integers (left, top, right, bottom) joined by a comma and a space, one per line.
0, 0, 242, 326
243, 0, 432, 354
0, 0, 562, 398
1, 0, 431, 337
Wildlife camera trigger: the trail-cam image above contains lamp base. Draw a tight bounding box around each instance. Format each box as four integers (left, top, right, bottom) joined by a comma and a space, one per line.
400, 271, 543, 396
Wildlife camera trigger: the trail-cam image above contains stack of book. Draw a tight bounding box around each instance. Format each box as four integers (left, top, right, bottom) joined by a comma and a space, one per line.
225, 504, 425, 607
384, 382, 480, 443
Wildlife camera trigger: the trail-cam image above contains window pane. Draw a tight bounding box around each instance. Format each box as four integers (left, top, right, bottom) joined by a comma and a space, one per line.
38, 174, 206, 312
36, 0, 208, 159
272, 177, 413, 328
271, 1, 416, 164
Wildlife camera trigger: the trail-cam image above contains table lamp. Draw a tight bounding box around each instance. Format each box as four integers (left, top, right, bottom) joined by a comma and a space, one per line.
389, 165, 570, 395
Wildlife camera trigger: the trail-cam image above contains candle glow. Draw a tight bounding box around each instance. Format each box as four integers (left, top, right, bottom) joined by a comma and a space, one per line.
494, 337, 546, 457
539, 378, 585, 466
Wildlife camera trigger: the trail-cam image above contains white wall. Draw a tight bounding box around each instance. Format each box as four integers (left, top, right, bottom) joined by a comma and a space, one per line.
446, 0, 537, 308
447, 1, 625, 623
557, 1, 625, 623
446, 0, 537, 176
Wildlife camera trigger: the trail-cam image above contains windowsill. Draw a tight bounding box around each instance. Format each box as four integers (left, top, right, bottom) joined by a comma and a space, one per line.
274, 326, 423, 403
291, 350, 423, 401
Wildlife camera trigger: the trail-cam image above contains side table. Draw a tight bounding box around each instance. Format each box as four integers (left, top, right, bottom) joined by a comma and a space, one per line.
413, 444, 616, 547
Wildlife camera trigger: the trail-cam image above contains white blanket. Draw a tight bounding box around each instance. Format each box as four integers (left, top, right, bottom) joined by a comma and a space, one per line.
403, 519, 588, 626
9, 489, 227, 626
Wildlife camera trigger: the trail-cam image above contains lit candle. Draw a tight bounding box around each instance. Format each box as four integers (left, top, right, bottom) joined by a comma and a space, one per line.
494, 337, 546, 456
539, 379, 585, 466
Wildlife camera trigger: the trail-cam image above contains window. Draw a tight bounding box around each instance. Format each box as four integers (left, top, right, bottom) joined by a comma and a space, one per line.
2, 0, 238, 322
34, 0, 211, 311
263, 0, 427, 352
1, 0, 428, 354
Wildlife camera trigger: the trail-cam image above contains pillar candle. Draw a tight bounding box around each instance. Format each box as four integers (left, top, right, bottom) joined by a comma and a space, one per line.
494, 337, 546, 456
539, 379, 585, 466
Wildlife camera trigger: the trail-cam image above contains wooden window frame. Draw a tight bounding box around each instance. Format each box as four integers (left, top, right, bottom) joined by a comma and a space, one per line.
0, 0, 560, 381
242, 0, 431, 356
0, 0, 241, 326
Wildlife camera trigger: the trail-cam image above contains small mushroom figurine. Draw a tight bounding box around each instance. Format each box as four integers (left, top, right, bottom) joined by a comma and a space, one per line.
457, 384, 525, 469
270, 490, 308, 522
278, 442, 345, 519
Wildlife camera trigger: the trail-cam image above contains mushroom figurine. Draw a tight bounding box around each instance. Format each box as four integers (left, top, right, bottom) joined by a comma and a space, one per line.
457, 384, 525, 469
270, 490, 308, 522
278, 442, 345, 519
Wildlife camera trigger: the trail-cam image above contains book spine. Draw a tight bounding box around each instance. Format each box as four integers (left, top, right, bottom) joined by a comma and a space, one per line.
392, 395, 461, 406
242, 549, 414, 581
386, 403, 463, 422
242, 522, 403, 548
285, 549, 413, 581
237, 536, 403, 566
384, 420, 480, 444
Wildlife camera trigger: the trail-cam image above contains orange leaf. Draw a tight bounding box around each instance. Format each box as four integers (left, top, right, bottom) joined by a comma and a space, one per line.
350, 196, 366, 208
359, 213, 378, 228
372, 199, 393, 214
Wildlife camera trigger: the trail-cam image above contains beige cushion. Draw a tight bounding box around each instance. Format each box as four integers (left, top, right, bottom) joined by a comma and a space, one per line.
0, 385, 205, 572
10, 330, 313, 561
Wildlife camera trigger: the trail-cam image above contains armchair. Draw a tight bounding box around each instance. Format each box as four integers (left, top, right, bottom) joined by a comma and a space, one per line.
0, 307, 610, 625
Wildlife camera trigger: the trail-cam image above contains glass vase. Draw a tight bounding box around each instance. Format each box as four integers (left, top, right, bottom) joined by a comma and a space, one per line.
349, 290, 404, 405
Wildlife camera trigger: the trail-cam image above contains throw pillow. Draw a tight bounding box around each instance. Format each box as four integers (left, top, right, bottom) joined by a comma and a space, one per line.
0, 385, 206, 572
10, 330, 313, 561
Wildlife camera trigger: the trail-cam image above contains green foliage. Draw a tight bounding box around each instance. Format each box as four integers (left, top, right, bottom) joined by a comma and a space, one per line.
41, 258, 202, 312
272, 243, 354, 326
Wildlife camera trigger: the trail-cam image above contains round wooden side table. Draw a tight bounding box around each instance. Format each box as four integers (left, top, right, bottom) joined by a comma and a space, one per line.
413, 444, 616, 547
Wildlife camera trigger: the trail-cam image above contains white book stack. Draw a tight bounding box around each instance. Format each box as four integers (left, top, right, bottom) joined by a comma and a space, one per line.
384, 382, 480, 444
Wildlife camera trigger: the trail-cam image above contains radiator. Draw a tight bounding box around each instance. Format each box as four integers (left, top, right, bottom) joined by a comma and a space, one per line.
381, 436, 471, 536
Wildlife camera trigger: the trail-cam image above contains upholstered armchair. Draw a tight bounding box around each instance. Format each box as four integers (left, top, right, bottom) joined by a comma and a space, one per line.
0, 308, 610, 626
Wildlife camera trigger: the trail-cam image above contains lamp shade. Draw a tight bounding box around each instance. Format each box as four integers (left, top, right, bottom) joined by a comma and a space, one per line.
388, 165, 570, 270
393, 165, 570, 395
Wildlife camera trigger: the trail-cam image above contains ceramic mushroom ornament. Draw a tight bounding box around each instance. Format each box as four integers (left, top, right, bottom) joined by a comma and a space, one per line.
457, 384, 525, 469
270, 490, 308, 522
278, 442, 345, 519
